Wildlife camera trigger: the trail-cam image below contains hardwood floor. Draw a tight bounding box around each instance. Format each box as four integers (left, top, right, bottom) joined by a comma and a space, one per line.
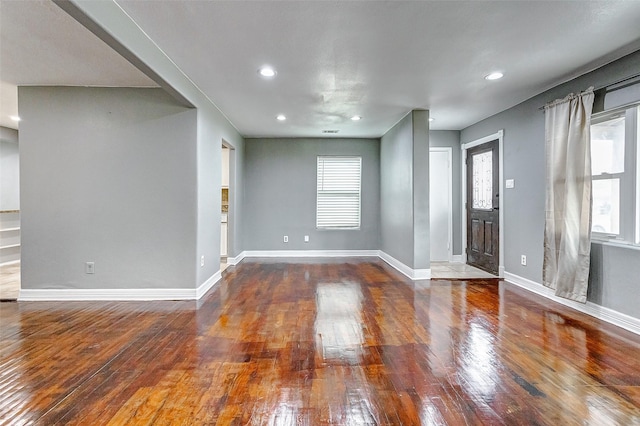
1, 258, 639, 425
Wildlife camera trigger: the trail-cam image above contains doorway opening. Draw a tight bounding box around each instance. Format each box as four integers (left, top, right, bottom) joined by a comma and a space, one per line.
221, 143, 230, 273
461, 131, 504, 277
430, 147, 452, 262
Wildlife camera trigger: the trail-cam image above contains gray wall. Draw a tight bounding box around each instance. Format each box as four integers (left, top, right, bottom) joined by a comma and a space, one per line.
195, 104, 244, 286
589, 244, 640, 318
461, 49, 640, 319
412, 110, 431, 269
381, 114, 414, 265
380, 111, 431, 269
243, 138, 380, 250
0, 127, 20, 211
430, 130, 462, 256
19, 87, 198, 289
58, 0, 246, 290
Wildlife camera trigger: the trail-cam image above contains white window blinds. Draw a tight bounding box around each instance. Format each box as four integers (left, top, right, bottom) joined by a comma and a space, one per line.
316, 156, 362, 229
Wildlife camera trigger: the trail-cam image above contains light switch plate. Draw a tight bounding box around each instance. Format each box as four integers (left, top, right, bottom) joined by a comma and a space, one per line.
506, 179, 515, 189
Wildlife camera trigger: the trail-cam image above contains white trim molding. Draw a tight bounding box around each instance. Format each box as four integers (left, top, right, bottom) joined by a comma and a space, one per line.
505, 272, 640, 335
242, 250, 379, 258
240, 249, 430, 280
19, 271, 222, 302
196, 271, 221, 299
378, 251, 431, 280
461, 130, 505, 278
227, 252, 246, 265
451, 255, 463, 263
17, 250, 435, 301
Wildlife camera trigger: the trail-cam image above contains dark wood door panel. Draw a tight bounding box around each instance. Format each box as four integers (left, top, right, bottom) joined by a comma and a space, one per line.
466, 140, 499, 275
484, 220, 494, 256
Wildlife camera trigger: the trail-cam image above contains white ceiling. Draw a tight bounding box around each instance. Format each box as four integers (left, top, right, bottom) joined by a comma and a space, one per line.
2, 1, 640, 137
115, 0, 640, 136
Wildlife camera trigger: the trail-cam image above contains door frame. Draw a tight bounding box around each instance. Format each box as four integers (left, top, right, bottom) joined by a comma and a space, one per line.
461, 130, 504, 277
221, 140, 235, 261
430, 147, 453, 262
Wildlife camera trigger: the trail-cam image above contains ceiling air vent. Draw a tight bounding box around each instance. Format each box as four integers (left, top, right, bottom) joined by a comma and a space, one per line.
322, 130, 339, 134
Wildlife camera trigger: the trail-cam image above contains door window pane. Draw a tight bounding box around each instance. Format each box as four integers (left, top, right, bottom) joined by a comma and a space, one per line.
591, 116, 625, 175
592, 178, 620, 235
472, 151, 493, 210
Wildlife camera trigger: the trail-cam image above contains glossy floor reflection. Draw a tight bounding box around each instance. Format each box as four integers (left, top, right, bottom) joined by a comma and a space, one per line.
1, 258, 639, 425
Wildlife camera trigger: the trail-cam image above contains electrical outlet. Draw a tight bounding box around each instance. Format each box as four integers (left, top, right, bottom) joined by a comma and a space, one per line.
201, 255, 205, 267
283, 235, 289, 243
521, 255, 527, 266
304, 235, 309, 242
85, 262, 95, 274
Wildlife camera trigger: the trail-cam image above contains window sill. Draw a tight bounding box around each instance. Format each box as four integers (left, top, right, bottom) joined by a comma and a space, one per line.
317, 227, 361, 231
591, 238, 640, 251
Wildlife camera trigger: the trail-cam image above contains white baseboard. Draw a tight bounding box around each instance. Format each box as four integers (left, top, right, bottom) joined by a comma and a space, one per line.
242, 250, 379, 258
504, 272, 640, 336
19, 271, 222, 302
451, 255, 463, 263
227, 252, 245, 265
15, 251, 431, 301
378, 251, 430, 280
233, 249, 429, 280
0, 259, 20, 267
196, 271, 221, 299
19, 287, 196, 301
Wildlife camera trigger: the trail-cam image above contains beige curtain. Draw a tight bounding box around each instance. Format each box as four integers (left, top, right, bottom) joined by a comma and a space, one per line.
543, 88, 594, 303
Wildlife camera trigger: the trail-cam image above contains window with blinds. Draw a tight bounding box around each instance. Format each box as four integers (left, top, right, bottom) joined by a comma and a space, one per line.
316, 156, 362, 229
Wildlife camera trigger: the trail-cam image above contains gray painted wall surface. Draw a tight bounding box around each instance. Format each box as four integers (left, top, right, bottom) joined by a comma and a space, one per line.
461, 50, 640, 319
19, 87, 198, 289
430, 130, 462, 255
195, 105, 244, 286
1, 127, 20, 210
412, 110, 430, 269
60, 0, 246, 289
380, 111, 432, 269
380, 114, 414, 266
589, 243, 640, 318
243, 138, 380, 251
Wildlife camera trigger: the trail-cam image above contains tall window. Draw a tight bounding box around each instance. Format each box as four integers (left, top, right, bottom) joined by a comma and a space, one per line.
316, 156, 361, 229
590, 105, 639, 243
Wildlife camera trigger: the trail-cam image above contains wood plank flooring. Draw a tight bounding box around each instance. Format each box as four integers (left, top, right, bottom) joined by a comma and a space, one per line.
1, 258, 639, 425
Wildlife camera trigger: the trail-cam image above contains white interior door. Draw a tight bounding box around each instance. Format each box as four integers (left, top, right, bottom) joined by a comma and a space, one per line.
430, 148, 452, 261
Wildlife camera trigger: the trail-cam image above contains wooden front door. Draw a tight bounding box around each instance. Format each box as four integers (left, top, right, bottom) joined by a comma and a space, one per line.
466, 139, 499, 274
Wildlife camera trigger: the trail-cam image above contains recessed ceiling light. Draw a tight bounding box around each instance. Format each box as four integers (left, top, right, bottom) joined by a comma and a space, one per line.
9, 115, 21, 122
258, 66, 276, 78
485, 72, 504, 81
351, 115, 362, 121
276, 114, 286, 121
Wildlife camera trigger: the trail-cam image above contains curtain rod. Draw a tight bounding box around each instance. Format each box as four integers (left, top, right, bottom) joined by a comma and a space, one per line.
538, 73, 640, 110
593, 73, 640, 92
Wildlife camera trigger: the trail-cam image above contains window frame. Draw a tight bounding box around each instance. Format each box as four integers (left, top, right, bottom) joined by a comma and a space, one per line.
316, 155, 362, 230
590, 104, 639, 244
